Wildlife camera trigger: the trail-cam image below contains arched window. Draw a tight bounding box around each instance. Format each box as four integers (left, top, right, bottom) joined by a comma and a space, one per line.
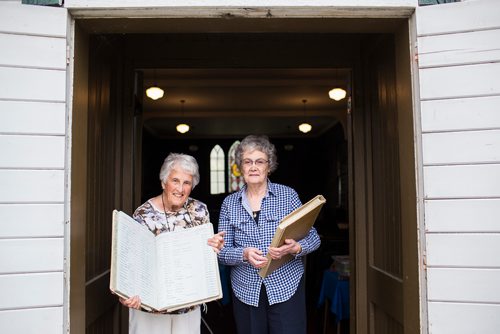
210, 145, 225, 194
228, 141, 245, 192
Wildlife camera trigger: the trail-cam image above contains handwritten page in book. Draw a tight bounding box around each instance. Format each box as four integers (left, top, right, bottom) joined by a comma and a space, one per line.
155, 223, 222, 311
111, 210, 222, 312
111, 211, 158, 309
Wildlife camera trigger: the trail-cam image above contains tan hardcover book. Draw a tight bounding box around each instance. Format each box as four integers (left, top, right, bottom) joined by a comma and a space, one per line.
110, 210, 222, 312
258, 195, 326, 278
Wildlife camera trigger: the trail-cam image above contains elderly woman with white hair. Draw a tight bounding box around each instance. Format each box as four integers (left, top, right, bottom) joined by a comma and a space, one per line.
119, 152, 225, 334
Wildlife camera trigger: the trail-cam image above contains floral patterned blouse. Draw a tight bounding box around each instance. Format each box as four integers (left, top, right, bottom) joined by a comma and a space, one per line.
132, 197, 210, 314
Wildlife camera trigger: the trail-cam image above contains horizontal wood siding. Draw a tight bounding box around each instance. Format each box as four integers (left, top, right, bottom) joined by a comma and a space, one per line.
421, 96, 500, 132
0, 204, 64, 238
428, 268, 500, 303
0, 239, 64, 274
0, 101, 66, 135
0, 135, 65, 169
422, 130, 500, 165
0, 2, 67, 333
0, 170, 65, 203
426, 234, 500, 268
425, 199, 500, 232
419, 62, 500, 100
0, 33, 66, 69
428, 302, 500, 334
0, 308, 63, 334
0, 272, 63, 309
0, 67, 66, 101
417, 1, 500, 333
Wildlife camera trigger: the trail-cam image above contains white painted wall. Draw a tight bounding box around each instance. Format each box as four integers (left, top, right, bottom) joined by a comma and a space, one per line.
0, 2, 67, 333
417, 1, 500, 333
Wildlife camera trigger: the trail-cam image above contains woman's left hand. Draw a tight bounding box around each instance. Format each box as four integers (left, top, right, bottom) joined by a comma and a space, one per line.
207, 231, 225, 253
268, 239, 302, 259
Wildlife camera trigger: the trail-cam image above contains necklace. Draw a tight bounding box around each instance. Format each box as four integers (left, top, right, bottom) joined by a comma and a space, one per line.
161, 194, 175, 232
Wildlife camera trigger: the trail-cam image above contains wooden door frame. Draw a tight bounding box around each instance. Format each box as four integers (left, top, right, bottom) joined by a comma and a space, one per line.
69, 21, 89, 334
350, 19, 422, 334
66, 5, 423, 333
69, 28, 143, 333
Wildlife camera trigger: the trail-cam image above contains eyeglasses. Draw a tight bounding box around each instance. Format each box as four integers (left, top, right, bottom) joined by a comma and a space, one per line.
242, 159, 269, 168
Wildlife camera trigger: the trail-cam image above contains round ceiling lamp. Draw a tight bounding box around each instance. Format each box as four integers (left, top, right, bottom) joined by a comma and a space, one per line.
298, 99, 312, 134
176, 100, 189, 134
176, 123, 190, 134
328, 88, 347, 101
146, 85, 164, 100
298, 122, 312, 134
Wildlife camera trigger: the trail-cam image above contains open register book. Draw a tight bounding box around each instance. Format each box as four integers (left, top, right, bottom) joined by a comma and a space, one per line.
110, 210, 222, 312
258, 195, 326, 278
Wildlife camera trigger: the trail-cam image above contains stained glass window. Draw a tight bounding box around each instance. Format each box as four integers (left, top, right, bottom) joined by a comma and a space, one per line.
228, 141, 245, 192
210, 145, 225, 194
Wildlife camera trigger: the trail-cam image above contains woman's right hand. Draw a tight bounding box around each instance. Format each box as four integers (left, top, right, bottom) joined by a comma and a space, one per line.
119, 295, 142, 310
243, 247, 268, 269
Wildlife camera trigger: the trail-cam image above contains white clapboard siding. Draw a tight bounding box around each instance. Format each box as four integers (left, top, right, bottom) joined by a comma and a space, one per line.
428, 302, 500, 334
422, 130, 500, 165
425, 199, 500, 233
0, 238, 64, 274
0, 307, 63, 334
418, 2, 500, 333
427, 268, 500, 303
0, 170, 65, 203
0, 204, 64, 238
0, 135, 65, 169
418, 28, 500, 68
0, 239, 64, 274
0, 33, 66, 70
0, 101, 66, 135
0, 67, 66, 102
419, 62, 500, 100
424, 165, 500, 199
421, 96, 500, 133
0, 2, 67, 37
0, 272, 63, 309
426, 234, 500, 268
0, 4, 68, 333
417, 0, 500, 36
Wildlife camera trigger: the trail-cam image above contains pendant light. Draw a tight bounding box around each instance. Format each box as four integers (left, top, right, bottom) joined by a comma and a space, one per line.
176, 100, 190, 134
146, 86, 164, 100
298, 99, 312, 134
328, 87, 347, 101
146, 70, 164, 100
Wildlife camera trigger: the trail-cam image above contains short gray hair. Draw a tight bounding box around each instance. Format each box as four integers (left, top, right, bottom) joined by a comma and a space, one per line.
159, 153, 200, 188
235, 135, 278, 174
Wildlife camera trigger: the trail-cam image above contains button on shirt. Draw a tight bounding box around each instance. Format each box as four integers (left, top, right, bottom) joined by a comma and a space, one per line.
218, 181, 321, 307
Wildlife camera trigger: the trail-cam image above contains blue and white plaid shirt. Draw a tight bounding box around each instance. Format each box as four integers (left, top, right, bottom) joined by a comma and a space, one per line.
217, 180, 321, 306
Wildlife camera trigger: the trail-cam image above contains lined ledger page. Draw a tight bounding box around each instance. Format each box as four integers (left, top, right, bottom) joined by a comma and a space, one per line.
156, 223, 221, 310
111, 211, 157, 308
111, 211, 222, 312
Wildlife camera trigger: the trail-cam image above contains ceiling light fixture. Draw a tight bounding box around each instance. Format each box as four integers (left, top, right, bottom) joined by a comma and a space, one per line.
328, 87, 347, 101
146, 85, 164, 100
146, 70, 164, 100
298, 99, 312, 134
176, 99, 190, 134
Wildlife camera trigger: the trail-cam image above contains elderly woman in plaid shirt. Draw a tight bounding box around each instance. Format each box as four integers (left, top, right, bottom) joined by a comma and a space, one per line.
218, 135, 321, 334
